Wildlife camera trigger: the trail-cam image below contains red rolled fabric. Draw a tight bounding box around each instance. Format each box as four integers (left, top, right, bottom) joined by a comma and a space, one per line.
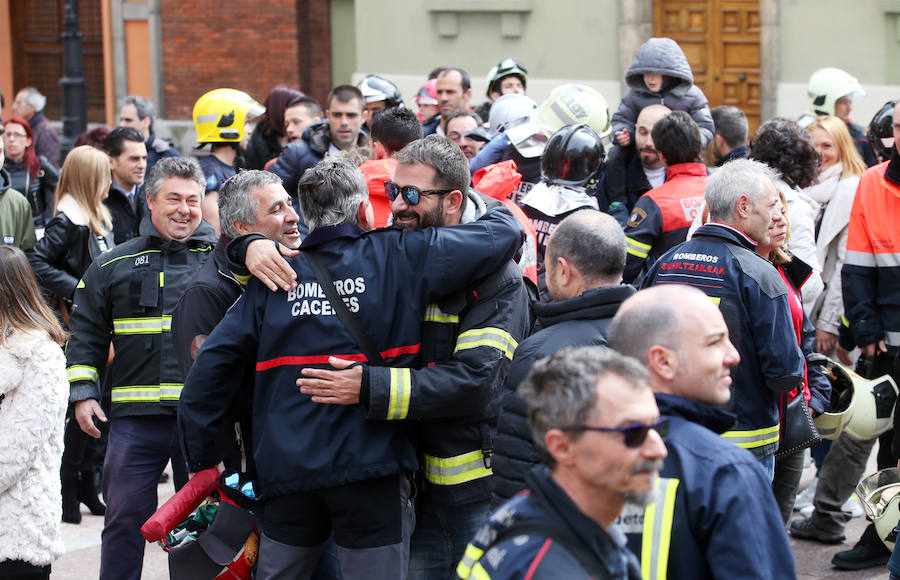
141, 468, 220, 542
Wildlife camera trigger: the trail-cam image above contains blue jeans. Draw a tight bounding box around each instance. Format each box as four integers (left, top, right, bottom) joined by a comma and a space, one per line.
758, 453, 775, 482
408, 496, 490, 580
100, 415, 187, 580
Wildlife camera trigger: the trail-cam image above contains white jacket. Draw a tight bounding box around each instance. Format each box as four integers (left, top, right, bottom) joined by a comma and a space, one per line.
0, 329, 68, 567
777, 179, 823, 313
806, 165, 860, 334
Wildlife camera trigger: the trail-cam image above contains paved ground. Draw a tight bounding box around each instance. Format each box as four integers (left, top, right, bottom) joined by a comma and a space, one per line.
51, 453, 892, 579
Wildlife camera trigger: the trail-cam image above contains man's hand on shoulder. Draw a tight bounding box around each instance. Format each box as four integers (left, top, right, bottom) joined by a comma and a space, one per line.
247, 239, 299, 291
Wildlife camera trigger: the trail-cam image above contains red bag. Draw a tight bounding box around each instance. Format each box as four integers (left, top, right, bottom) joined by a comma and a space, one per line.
141, 468, 220, 542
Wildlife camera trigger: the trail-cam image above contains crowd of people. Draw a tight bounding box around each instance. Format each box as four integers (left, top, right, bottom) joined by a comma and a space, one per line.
1, 36, 900, 580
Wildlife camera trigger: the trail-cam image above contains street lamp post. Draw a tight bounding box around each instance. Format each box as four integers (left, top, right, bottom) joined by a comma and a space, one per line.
60, 0, 86, 160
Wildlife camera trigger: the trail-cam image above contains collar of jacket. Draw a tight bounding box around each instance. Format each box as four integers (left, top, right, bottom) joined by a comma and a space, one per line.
664, 162, 708, 181
29, 110, 46, 127
714, 145, 749, 167
694, 222, 758, 250
214, 236, 245, 287
778, 252, 813, 292
524, 465, 631, 574
886, 147, 900, 187
0, 167, 11, 195
655, 392, 736, 434
109, 181, 137, 201
305, 120, 370, 157
300, 222, 365, 250
137, 215, 217, 246
533, 284, 635, 328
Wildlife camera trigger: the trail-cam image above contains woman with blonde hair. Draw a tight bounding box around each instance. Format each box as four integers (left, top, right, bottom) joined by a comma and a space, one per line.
804, 115, 866, 361
0, 246, 68, 580
29, 144, 114, 525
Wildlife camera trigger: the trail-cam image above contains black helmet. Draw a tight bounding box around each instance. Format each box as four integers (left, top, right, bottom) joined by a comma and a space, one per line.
357, 75, 404, 108
540, 123, 606, 187
487, 58, 528, 97
869, 100, 897, 164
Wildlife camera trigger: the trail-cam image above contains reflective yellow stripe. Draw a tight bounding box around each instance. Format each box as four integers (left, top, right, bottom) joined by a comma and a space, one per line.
159, 272, 164, 287
625, 236, 651, 259
424, 303, 459, 324
113, 315, 172, 335
454, 327, 518, 360
67, 365, 99, 383
456, 544, 485, 579
841, 315, 850, 328
111, 383, 183, 403
721, 424, 780, 448
641, 477, 679, 580
76, 279, 85, 289
708, 296, 721, 305
422, 450, 492, 486
387, 368, 411, 420
233, 272, 251, 285
469, 563, 491, 580
100, 249, 161, 267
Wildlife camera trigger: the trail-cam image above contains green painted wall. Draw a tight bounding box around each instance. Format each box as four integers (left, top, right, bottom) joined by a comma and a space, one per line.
331, 0, 357, 87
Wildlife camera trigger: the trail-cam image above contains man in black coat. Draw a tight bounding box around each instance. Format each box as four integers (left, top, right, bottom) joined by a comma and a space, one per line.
491, 210, 636, 505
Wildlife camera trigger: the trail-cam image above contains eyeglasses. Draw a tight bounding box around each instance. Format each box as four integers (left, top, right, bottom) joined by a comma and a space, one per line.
565, 420, 668, 448
3, 132, 27, 140
384, 181, 453, 206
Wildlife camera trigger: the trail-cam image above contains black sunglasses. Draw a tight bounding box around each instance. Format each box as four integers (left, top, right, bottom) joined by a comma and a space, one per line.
384, 181, 453, 206
565, 420, 668, 448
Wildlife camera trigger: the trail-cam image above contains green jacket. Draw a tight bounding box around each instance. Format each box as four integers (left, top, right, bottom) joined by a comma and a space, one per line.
0, 168, 36, 251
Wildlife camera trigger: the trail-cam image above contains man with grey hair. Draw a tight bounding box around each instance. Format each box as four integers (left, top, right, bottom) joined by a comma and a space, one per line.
607, 285, 795, 579
178, 155, 525, 580
492, 210, 635, 504
12, 86, 60, 167
457, 346, 664, 579
641, 158, 805, 478
710, 106, 749, 167
65, 157, 216, 580
119, 94, 181, 173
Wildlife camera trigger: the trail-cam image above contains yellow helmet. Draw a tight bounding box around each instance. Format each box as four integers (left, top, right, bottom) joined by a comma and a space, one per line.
193, 89, 265, 145
809, 354, 898, 440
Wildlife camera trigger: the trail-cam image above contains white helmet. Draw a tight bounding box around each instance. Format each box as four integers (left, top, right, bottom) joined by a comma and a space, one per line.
809, 354, 898, 441
536, 84, 612, 140
488, 94, 537, 134
807, 67, 866, 117
857, 468, 900, 550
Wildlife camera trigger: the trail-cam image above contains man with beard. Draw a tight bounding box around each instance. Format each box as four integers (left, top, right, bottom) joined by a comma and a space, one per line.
596, 104, 669, 225
607, 285, 795, 579
456, 346, 664, 580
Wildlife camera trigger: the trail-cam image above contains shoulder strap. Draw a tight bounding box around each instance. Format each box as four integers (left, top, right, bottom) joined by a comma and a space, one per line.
304, 250, 384, 365
485, 519, 611, 579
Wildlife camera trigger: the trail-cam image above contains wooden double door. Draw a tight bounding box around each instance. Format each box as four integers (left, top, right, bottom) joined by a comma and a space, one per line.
654, 0, 761, 135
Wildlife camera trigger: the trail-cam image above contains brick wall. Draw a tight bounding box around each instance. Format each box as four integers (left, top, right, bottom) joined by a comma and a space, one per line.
160, 0, 331, 119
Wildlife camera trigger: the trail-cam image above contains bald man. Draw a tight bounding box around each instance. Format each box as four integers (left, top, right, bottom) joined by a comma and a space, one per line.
597, 104, 670, 225
607, 285, 795, 580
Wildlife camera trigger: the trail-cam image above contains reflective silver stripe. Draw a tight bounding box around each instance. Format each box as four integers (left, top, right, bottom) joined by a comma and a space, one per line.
886, 332, 900, 347
454, 327, 518, 360
844, 251, 900, 269
456, 544, 485, 579
196, 113, 219, 124
110, 383, 183, 403
421, 450, 492, 486
113, 316, 172, 335
641, 478, 679, 580
625, 236, 651, 259
67, 365, 99, 383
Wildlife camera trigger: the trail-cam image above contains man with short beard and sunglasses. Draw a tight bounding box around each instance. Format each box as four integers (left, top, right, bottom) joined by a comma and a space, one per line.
456, 346, 665, 580
607, 285, 796, 580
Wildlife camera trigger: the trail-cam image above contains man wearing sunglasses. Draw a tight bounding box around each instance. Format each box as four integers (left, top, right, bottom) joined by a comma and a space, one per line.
607, 285, 796, 579
298, 135, 532, 579
457, 346, 665, 579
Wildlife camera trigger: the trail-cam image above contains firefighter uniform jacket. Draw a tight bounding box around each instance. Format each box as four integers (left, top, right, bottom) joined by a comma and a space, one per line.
177, 208, 525, 498
619, 394, 796, 580
842, 155, 900, 350
623, 162, 707, 284
66, 218, 217, 417
457, 466, 642, 580
642, 223, 804, 458
365, 258, 530, 506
